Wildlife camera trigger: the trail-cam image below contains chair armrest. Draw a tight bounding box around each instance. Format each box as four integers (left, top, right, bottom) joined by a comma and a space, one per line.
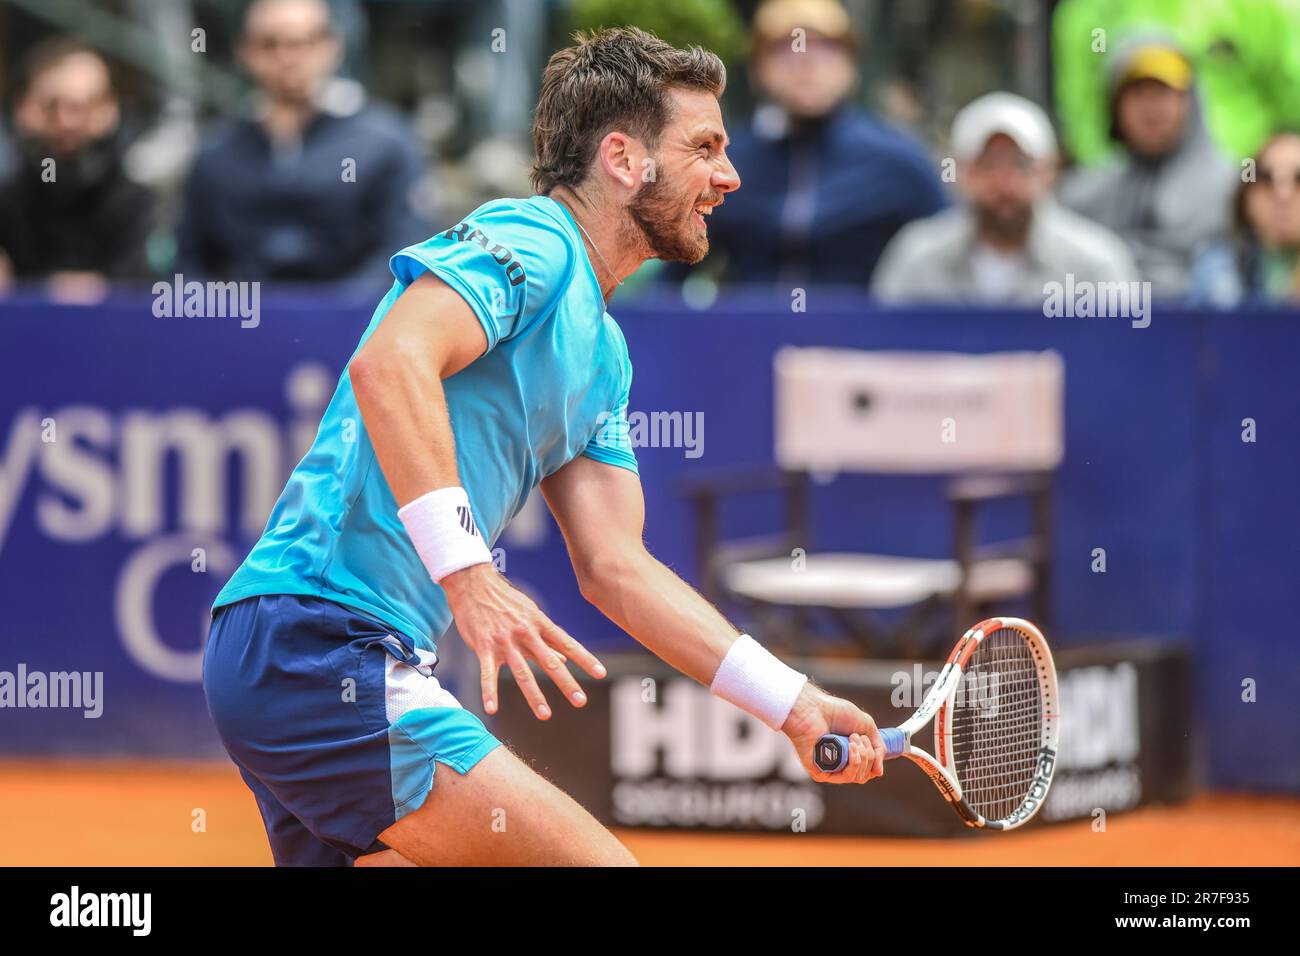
677, 465, 804, 501
713, 534, 798, 567
947, 472, 1049, 504
970, 536, 1046, 563
678, 467, 811, 603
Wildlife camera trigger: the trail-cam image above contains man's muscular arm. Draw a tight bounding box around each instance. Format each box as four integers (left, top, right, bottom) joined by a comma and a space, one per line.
350, 273, 605, 720
350, 273, 481, 502
541, 455, 886, 784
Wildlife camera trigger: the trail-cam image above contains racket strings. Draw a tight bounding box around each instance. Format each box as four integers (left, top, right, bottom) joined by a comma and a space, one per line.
951, 628, 1044, 821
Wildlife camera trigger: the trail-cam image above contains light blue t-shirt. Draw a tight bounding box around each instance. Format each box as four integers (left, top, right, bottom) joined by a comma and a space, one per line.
213, 196, 637, 650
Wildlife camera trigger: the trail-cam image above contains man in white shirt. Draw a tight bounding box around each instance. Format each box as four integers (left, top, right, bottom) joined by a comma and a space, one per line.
873, 92, 1138, 306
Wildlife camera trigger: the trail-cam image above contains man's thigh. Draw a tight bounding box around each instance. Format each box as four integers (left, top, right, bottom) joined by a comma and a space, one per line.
377, 746, 637, 866
205, 593, 503, 862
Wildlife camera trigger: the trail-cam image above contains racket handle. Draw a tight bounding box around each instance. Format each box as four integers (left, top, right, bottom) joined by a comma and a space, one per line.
814, 729, 907, 773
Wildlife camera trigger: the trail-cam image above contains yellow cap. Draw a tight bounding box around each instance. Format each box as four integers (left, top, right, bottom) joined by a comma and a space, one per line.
1120, 45, 1193, 91
752, 0, 853, 45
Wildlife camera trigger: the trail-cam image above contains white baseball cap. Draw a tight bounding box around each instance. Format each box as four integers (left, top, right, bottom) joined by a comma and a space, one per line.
951, 92, 1058, 163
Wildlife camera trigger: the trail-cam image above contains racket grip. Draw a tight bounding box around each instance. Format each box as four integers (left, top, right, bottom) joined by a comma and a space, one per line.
814, 729, 907, 772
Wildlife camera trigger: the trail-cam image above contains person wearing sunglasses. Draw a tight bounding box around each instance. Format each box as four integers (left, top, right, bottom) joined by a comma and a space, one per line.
1189, 131, 1300, 307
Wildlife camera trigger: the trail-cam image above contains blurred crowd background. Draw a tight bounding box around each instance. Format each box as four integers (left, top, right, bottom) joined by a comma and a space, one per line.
3, 0, 1300, 308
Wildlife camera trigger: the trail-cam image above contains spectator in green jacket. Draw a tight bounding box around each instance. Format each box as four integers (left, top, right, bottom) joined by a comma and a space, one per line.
1052, 0, 1300, 164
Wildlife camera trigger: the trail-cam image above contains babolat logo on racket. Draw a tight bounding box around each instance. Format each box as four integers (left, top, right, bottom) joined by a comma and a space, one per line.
456, 505, 481, 538
1006, 747, 1058, 824
442, 223, 527, 287
816, 738, 842, 769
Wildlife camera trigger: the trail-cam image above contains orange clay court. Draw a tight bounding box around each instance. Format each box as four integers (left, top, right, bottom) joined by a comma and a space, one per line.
2, 760, 1297, 867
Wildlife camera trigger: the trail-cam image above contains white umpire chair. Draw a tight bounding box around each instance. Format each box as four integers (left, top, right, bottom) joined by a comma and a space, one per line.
681, 348, 1065, 658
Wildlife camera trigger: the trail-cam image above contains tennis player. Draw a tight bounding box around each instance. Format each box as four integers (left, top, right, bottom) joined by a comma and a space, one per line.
203, 26, 886, 867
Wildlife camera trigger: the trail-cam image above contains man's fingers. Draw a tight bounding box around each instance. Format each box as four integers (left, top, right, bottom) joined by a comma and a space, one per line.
846, 735, 865, 784
821, 733, 869, 784
843, 707, 886, 781
524, 632, 587, 708
842, 737, 862, 783
506, 649, 553, 720
851, 734, 870, 784
837, 738, 857, 785
540, 620, 607, 680
860, 718, 886, 780
847, 733, 868, 785
478, 650, 500, 716
824, 705, 886, 783
818, 740, 855, 784
864, 724, 886, 760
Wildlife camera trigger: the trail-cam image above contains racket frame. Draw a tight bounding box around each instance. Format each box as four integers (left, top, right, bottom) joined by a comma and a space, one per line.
895, 616, 1060, 829
813, 617, 1060, 829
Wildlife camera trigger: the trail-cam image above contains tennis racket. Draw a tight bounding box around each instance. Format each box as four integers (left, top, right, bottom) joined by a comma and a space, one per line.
814, 617, 1060, 830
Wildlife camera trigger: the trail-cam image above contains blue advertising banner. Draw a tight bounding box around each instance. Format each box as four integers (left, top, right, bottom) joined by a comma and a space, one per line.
1, 290, 1296, 791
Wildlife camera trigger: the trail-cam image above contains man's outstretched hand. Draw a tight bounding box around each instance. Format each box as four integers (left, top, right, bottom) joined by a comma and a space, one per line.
783, 682, 887, 784
442, 563, 606, 719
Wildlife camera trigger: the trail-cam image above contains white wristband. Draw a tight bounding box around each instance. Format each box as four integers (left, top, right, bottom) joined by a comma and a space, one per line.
397, 486, 493, 583
710, 634, 808, 731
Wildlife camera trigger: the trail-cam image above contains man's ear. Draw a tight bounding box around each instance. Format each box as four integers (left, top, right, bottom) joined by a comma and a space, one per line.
595, 131, 642, 192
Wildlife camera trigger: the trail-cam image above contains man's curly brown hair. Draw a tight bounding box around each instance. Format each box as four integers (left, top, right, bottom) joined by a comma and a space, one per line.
531, 27, 726, 195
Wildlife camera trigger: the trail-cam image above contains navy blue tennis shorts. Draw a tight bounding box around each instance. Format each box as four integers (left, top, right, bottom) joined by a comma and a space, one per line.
203, 593, 501, 865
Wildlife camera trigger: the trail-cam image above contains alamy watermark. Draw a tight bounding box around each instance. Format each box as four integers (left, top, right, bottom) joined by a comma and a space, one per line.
0, 664, 103, 718
892, 664, 1002, 716
1042, 273, 1151, 329
50, 886, 150, 935
152, 273, 261, 328
593, 409, 704, 459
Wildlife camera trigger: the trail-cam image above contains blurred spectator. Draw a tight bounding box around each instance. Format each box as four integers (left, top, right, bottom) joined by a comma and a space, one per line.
697, 0, 947, 287
1053, 0, 1300, 165
1189, 131, 1300, 307
872, 93, 1136, 305
177, 0, 431, 289
0, 38, 154, 298
1058, 37, 1238, 300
